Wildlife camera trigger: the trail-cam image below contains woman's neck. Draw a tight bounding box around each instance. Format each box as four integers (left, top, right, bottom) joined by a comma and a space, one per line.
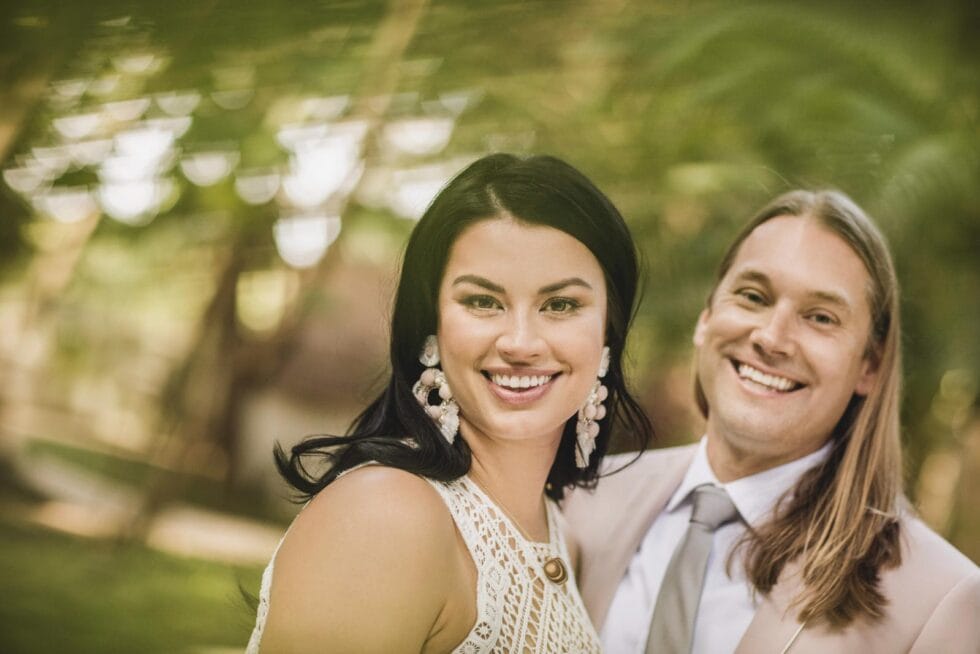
463, 426, 559, 542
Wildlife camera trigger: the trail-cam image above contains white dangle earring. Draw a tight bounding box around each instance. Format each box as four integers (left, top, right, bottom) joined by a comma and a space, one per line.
575, 346, 610, 468
412, 335, 459, 444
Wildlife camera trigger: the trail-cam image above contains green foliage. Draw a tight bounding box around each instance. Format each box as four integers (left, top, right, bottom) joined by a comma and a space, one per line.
1, 0, 976, 588
0, 519, 261, 654
24, 439, 291, 523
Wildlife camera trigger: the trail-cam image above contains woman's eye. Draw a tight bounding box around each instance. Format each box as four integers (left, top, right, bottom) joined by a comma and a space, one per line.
463, 295, 500, 311
543, 297, 580, 313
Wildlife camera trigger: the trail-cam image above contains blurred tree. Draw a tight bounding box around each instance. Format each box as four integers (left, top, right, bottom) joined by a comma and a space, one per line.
122, 0, 431, 539
0, 0, 976, 556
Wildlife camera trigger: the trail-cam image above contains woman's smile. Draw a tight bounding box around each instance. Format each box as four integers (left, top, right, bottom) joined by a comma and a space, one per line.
482, 369, 561, 406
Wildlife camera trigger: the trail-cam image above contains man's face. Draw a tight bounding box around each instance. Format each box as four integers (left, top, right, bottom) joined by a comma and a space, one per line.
694, 215, 878, 480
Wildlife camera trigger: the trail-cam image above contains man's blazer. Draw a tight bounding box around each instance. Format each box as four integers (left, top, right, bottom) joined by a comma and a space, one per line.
564, 444, 980, 653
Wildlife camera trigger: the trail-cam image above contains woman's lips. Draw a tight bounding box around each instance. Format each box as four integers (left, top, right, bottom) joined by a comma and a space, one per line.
483, 372, 559, 406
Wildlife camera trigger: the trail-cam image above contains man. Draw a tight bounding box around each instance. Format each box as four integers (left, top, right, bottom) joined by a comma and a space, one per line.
565, 190, 980, 653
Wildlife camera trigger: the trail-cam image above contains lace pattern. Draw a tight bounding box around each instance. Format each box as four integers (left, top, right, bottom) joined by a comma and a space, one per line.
245, 472, 601, 654
426, 475, 601, 654
245, 539, 277, 653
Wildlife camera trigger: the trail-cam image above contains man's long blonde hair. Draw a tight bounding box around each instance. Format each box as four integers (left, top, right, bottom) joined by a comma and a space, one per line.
695, 190, 904, 627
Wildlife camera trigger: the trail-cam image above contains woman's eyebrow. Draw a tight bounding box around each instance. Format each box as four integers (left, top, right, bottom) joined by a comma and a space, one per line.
451, 274, 504, 293
539, 278, 593, 294
451, 275, 594, 295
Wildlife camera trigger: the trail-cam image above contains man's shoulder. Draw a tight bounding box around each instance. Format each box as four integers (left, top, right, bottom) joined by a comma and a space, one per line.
872, 510, 979, 615
896, 512, 979, 581
563, 443, 697, 516
867, 513, 980, 649
600, 443, 699, 478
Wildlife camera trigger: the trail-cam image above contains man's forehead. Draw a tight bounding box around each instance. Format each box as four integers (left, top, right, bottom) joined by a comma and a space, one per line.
742, 214, 815, 253
724, 216, 870, 308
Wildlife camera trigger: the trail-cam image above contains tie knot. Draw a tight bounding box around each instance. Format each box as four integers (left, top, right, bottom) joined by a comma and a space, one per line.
690, 484, 739, 531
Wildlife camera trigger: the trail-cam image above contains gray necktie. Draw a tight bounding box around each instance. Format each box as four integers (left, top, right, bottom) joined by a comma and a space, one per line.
645, 484, 740, 654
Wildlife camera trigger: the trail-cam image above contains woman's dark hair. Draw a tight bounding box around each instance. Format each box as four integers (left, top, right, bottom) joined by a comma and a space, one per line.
275, 153, 653, 501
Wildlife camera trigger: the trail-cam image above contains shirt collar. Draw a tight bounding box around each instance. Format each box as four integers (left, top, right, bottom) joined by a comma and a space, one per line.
666, 436, 832, 527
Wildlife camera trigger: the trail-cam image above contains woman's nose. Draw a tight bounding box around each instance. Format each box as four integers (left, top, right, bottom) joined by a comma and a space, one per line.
496, 313, 546, 361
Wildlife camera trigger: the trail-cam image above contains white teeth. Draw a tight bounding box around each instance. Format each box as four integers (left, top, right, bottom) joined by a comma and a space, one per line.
737, 363, 797, 392
491, 373, 553, 390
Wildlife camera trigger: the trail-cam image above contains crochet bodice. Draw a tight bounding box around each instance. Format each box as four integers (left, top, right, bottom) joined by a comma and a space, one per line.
426, 474, 601, 653
245, 472, 601, 654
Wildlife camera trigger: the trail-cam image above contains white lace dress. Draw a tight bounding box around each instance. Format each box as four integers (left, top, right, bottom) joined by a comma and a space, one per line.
245, 473, 602, 653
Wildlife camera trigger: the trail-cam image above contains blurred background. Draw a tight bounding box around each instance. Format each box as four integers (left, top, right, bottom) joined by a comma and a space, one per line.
0, 0, 977, 651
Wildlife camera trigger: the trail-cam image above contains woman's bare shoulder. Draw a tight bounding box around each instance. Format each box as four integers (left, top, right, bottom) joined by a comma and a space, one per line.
277, 465, 458, 572
261, 466, 460, 652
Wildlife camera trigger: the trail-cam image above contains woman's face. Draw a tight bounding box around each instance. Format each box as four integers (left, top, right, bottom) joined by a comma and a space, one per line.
436, 217, 608, 448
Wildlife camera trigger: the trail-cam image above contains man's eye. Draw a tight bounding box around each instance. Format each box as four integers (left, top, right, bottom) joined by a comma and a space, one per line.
737, 289, 766, 304
809, 312, 838, 326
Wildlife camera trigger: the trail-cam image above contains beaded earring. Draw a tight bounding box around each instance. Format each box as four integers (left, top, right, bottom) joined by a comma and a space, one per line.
575, 346, 610, 468
412, 335, 459, 444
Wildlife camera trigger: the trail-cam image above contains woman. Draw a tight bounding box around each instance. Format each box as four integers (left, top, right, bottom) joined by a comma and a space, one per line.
246, 153, 653, 653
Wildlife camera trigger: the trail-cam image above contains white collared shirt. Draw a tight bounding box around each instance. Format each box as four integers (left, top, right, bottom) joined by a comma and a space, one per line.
600, 437, 830, 654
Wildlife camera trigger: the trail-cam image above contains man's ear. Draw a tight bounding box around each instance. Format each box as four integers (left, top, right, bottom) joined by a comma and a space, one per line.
693, 308, 710, 347
854, 353, 879, 396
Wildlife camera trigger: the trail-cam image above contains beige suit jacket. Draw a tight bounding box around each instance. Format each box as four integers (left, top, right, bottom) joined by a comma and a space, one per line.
564, 445, 980, 653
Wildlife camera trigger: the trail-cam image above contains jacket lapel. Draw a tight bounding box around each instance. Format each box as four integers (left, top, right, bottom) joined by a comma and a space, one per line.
590, 447, 696, 629
735, 561, 808, 653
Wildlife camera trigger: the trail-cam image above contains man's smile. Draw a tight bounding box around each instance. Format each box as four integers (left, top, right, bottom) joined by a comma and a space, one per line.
730, 358, 804, 393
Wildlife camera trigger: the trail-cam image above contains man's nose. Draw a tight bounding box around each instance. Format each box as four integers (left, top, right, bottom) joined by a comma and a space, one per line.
750, 304, 796, 358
